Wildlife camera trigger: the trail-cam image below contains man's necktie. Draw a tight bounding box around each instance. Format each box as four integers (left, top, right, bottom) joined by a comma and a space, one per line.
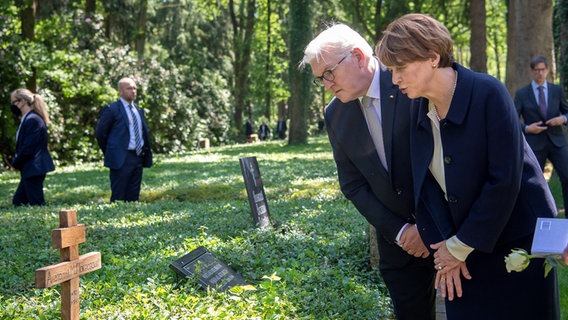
128, 104, 143, 155
362, 97, 388, 171
538, 85, 547, 120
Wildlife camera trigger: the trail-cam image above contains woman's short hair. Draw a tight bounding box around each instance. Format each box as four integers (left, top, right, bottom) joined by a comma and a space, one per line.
376, 13, 454, 68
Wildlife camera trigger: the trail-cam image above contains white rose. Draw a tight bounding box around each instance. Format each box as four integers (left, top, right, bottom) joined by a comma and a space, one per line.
504, 249, 531, 273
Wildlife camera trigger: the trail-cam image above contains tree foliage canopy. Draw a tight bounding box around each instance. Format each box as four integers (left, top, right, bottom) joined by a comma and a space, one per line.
0, 0, 566, 165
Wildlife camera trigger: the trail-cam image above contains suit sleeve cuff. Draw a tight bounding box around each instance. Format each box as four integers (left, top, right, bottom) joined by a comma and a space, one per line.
446, 236, 474, 262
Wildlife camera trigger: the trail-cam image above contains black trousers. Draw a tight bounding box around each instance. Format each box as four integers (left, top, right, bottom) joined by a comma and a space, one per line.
534, 142, 568, 216
13, 174, 47, 206
110, 151, 143, 202
380, 254, 436, 320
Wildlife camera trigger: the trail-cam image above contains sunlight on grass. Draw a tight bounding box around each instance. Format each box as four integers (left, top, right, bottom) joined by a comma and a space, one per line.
285, 178, 342, 200
0, 135, 565, 319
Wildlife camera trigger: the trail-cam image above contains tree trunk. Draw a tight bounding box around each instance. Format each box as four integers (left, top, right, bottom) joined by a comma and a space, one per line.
506, 0, 555, 97
368, 224, 380, 269
469, 0, 487, 73
556, 0, 568, 92
264, 0, 272, 120
18, 0, 37, 91
288, 0, 311, 145
230, 0, 257, 133
86, 0, 96, 17
135, 0, 148, 61
103, 1, 112, 39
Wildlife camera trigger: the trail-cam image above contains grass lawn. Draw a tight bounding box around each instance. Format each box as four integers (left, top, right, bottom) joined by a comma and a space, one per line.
0, 134, 566, 319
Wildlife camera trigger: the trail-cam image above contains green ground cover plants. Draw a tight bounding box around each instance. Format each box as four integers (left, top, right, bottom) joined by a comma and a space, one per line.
0, 136, 392, 319
0, 135, 566, 319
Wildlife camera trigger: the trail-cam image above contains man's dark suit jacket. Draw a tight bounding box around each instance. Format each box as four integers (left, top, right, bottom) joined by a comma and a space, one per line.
11, 110, 55, 179
325, 68, 415, 268
514, 81, 568, 151
96, 100, 152, 169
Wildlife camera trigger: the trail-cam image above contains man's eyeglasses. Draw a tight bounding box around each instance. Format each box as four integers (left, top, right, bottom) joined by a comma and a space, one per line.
313, 55, 349, 86
532, 68, 547, 73
11, 98, 20, 105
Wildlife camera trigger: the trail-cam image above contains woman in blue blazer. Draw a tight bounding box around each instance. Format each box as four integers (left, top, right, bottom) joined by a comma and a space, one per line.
10, 89, 55, 206
377, 14, 559, 319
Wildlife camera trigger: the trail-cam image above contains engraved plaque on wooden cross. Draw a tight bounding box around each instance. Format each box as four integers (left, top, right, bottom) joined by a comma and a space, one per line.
35, 209, 101, 320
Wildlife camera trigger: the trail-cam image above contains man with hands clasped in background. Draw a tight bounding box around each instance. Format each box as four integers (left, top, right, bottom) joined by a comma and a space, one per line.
515, 56, 568, 215
96, 77, 153, 202
301, 24, 436, 320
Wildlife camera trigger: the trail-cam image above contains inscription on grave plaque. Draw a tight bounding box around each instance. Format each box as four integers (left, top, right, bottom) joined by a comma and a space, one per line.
35, 209, 101, 320
239, 157, 271, 228
170, 246, 246, 292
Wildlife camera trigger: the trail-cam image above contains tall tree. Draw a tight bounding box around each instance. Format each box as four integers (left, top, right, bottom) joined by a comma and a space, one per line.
86, 0, 96, 18
506, 0, 555, 96
229, 0, 257, 132
135, 0, 148, 61
469, 0, 487, 73
287, 0, 311, 144
555, 0, 568, 92
17, 0, 37, 91
263, 0, 272, 119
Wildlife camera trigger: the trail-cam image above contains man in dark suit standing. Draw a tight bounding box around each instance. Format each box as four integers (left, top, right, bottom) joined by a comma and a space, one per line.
515, 56, 568, 215
300, 24, 436, 320
96, 77, 152, 202
276, 115, 287, 139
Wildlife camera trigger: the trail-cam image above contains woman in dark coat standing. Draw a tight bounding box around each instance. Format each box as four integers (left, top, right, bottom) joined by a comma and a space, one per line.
377, 14, 559, 320
10, 88, 55, 206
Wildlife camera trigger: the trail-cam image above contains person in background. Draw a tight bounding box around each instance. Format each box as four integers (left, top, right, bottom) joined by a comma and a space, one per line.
9, 89, 55, 206
96, 77, 152, 202
276, 115, 287, 139
377, 13, 559, 320
245, 117, 253, 140
514, 56, 568, 217
300, 23, 436, 320
258, 120, 270, 140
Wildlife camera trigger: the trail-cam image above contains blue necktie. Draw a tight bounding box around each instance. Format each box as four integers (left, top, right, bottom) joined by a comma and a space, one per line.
128, 104, 143, 155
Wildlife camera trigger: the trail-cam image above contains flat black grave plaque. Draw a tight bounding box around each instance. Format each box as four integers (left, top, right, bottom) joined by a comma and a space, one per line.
239, 157, 271, 228
170, 246, 246, 292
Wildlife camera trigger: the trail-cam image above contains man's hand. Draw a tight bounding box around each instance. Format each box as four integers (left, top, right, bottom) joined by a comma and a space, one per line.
399, 224, 430, 258
545, 115, 567, 127
525, 121, 548, 134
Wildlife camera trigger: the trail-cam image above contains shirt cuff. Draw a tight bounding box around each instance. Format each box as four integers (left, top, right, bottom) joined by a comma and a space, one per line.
446, 236, 474, 261
395, 223, 410, 247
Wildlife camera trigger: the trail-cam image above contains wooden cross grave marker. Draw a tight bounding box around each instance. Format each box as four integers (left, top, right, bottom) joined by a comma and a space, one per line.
35, 209, 102, 320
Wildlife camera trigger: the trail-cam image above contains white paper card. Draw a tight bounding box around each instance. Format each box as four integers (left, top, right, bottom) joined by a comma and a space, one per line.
530, 218, 568, 256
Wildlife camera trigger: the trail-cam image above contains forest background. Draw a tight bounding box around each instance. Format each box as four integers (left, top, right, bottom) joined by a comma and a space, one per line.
0, 0, 567, 166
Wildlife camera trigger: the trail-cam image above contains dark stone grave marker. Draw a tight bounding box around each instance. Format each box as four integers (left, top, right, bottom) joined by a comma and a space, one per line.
170, 246, 245, 292
239, 156, 271, 228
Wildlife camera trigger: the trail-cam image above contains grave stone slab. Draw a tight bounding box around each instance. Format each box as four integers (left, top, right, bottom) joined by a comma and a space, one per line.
239, 156, 271, 228
170, 246, 245, 292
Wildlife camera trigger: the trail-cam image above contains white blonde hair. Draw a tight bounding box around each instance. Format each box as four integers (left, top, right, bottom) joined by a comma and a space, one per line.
300, 23, 373, 69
